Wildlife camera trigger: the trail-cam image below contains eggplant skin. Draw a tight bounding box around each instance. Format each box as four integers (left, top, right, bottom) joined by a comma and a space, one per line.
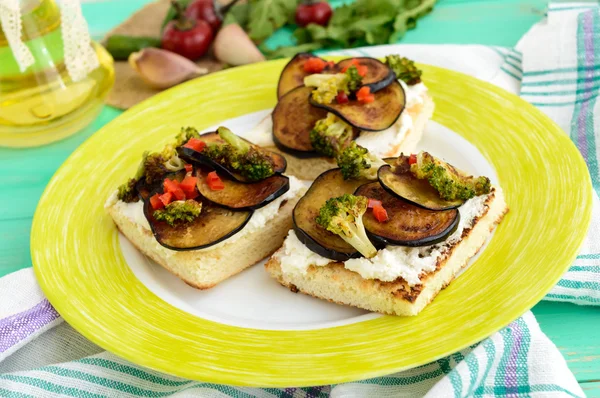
195, 168, 290, 210
310, 80, 405, 132
355, 182, 460, 247
277, 53, 333, 99
272, 86, 328, 154
292, 168, 373, 261
378, 164, 463, 211
143, 194, 252, 251
336, 57, 396, 93
293, 223, 363, 262
177, 132, 287, 183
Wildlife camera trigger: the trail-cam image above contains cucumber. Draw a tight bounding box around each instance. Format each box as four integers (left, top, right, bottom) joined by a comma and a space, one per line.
105, 35, 162, 60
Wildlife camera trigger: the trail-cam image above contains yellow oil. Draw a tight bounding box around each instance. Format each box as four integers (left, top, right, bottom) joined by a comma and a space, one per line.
0, 0, 115, 147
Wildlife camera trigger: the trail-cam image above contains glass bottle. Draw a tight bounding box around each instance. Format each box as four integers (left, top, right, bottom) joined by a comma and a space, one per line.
0, 0, 114, 147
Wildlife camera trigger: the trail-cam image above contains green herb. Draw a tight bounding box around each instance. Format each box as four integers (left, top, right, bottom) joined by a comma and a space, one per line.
265, 0, 436, 59
161, 0, 193, 31
247, 0, 299, 43
222, 3, 251, 28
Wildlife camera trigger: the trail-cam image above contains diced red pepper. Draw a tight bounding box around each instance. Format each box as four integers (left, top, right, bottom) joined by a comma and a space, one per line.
183, 138, 206, 152
303, 57, 327, 73
408, 154, 417, 165
184, 163, 193, 173
356, 86, 375, 103
341, 59, 368, 77
163, 178, 186, 200
336, 91, 349, 104
173, 187, 186, 200
185, 189, 199, 200
207, 171, 225, 190
373, 204, 389, 223
158, 191, 173, 207
150, 194, 164, 210
180, 176, 199, 199
163, 178, 179, 193
179, 176, 198, 193
367, 198, 382, 208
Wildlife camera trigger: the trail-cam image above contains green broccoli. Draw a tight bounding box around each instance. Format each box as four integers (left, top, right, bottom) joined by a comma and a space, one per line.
336, 142, 387, 180
410, 151, 491, 201
316, 194, 377, 258
153, 200, 202, 226
117, 128, 200, 202
199, 127, 275, 181
303, 67, 363, 105
176, 126, 200, 147
117, 178, 138, 202
309, 113, 354, 157
385, 55, 422, 85
304, 73, 348, 104
344, 65, 363, 92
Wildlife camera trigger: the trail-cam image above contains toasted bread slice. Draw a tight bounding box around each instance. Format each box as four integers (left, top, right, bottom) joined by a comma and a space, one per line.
265, 189, 508, 316
106, 186, 305, 289
269, 93, 434, 181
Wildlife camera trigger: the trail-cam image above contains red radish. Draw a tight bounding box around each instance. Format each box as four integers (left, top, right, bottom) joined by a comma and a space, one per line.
162, 1, 213, 60
295, 1, 333, 27
185, 0, 242, 32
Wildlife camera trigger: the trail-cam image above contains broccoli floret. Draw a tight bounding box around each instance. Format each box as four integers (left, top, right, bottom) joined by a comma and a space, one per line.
309, 113, 354, 157
199, 127, 274, 181
385, 55, 422, 85
345, 65, 363, 92
410, 151, 491, 201
239, 149, 275, 181
143, 152, 168, 185
303, 68, 363, 104
218, 126, 250, 154
336, 142, 387, 180
176, 126, 200, 146
304, 73, 349, 104
153, 200, 202, 226
117, 178, 138, 203
118, 129, 198, 201
316, 194, 377, 258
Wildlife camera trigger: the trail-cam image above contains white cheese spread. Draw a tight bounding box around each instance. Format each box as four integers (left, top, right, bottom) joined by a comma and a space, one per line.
107, 176, 306, 252
275, 191, 493, 286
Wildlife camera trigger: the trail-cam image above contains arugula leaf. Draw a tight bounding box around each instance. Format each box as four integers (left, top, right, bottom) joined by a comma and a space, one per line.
391, 0, 436, 42
247, 0, 299, 43
261, 42, 324, 59
223, 3, 251, 29
261, 0, 436, 59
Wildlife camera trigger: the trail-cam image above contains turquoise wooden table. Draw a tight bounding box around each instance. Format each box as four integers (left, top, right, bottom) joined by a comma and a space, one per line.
2, 0, 599, 394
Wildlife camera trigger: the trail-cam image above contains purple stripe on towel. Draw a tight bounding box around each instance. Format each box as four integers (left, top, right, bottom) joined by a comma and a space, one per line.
504, 321, 523, 397
0, 299, 60, 353
577, 11, 596, 159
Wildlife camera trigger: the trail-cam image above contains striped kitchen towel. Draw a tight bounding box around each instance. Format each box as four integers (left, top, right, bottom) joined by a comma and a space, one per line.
0, 2, 597, 397
0, 268, 584, 397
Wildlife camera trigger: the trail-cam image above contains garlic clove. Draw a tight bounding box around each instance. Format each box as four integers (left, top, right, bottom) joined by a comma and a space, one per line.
129, 48, 208, 89
213, 24, 265, 66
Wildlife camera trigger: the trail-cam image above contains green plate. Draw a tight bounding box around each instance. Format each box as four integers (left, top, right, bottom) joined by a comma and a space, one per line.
31, 59, 592, 387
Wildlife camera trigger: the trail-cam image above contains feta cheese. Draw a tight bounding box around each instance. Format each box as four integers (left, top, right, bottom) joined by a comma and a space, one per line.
277, 191, 494, 286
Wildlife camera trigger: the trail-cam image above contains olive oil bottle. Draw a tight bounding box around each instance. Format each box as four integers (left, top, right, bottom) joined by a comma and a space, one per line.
0, 0, 114, 147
